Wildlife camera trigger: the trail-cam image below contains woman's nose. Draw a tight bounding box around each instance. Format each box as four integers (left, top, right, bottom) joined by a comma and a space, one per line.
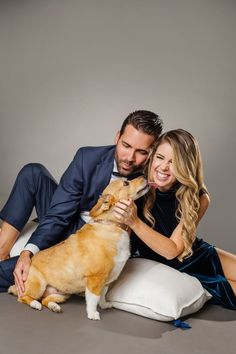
160, 161, 169, 171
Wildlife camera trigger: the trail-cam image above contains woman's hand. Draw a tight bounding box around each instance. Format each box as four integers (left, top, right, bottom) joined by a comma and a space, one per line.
113, 198, 138, 228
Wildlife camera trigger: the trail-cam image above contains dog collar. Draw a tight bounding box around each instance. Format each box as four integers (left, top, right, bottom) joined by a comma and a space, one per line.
90, 219, 130, 232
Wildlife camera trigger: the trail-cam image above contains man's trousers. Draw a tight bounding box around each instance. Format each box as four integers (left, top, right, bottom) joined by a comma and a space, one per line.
0, 163, 58, 291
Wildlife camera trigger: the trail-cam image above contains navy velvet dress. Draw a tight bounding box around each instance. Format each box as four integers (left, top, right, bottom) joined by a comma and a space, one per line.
131, 187, 236, 310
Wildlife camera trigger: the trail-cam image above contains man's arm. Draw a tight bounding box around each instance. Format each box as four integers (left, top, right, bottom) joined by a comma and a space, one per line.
14, 250, 33, 297
13, 148, 85, 294
13, 145, 115, 295
25, 148, 85, 251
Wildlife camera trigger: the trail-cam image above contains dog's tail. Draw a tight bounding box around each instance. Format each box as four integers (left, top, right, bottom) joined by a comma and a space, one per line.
8, 285, 18, 296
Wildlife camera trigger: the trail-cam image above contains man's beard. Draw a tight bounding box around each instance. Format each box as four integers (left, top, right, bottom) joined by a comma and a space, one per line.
116, 159, 145, 176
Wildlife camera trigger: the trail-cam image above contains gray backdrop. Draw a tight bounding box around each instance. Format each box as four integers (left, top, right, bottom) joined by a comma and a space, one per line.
0, 0, 235, 251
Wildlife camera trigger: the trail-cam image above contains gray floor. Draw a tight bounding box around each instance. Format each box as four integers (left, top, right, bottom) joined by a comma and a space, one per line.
1, 293, 235, 354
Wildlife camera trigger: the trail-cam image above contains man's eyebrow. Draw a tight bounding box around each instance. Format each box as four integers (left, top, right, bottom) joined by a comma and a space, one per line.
122, 140, 149, 153
137, 149, 149, 153
121, 139, 130, 146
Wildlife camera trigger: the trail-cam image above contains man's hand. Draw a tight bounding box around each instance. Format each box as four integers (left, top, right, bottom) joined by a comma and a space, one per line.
13, 250, 33, 297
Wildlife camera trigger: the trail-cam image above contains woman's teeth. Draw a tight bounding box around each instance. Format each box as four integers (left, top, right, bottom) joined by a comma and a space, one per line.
156, 171, 169, 180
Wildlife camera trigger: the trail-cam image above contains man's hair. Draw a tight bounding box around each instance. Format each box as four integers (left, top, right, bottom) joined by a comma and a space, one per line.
120, 110, 163, 139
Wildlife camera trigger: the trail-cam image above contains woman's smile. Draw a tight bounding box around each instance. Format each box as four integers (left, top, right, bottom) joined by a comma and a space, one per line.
151, 142, 177, 191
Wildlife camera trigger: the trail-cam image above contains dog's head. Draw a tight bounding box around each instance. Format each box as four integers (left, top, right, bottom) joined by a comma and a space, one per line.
90, 176, 149, 218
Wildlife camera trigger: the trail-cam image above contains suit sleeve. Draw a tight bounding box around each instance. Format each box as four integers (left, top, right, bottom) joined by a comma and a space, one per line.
26, 149, 84, 250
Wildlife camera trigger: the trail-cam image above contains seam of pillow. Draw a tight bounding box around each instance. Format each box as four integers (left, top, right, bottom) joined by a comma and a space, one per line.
175, 291, 208, 318
110, 300, 174, 321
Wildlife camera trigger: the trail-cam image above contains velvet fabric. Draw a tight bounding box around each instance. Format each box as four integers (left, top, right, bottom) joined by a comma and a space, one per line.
131, 187, 236, 310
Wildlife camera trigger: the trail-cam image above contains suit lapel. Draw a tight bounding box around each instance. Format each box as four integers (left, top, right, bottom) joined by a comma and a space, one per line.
93, 147, 115, 202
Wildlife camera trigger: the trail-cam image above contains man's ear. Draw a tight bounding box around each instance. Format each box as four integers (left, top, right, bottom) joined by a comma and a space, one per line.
90, 194, 115, 217
114, 131, 120, 144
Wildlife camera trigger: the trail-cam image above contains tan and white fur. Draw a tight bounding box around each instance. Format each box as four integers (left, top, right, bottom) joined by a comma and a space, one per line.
9, 176, 148, 320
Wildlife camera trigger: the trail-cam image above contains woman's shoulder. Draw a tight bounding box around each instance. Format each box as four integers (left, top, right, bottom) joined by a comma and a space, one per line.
199, 192, 210, 207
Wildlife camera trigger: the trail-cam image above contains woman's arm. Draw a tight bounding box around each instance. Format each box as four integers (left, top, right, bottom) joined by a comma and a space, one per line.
114, 193, 210, 260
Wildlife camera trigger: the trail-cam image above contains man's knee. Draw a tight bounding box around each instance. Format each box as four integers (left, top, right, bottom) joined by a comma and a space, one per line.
17, 163, 50, 183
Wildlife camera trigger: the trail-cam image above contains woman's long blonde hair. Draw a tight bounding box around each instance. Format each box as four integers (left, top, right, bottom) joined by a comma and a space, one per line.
144, 129, 208, 261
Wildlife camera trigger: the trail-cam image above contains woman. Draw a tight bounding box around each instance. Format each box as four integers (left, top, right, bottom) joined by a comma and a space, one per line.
114, 129, 236, 309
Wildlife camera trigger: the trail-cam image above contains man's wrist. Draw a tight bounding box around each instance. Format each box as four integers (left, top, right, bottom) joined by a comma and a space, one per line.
23, 243, 40, 255
20, 250, 33, 258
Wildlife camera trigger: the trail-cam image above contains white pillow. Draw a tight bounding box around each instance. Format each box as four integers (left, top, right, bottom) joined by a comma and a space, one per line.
107, 258, 212, 321
10, 220, 38, 257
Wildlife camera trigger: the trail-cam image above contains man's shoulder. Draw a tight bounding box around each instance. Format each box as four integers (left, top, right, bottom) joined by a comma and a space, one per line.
73, 145, 115, 162
79, 145, 115, 153
75, 145, 114, 156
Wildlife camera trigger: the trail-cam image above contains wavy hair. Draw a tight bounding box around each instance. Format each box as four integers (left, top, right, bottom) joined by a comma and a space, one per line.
143, 129, 209, 261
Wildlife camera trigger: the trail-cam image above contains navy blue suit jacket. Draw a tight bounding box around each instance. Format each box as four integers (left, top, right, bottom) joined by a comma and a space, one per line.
28, 145, 116, 251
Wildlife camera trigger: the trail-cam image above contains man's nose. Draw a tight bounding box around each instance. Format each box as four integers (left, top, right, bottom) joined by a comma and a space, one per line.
127, 150, 135, 162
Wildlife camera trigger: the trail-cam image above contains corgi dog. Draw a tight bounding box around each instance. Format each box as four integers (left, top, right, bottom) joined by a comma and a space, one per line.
9, 176, 148, 320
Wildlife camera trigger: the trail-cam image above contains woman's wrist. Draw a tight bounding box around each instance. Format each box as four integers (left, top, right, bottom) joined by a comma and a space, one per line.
130, 217, 142, 232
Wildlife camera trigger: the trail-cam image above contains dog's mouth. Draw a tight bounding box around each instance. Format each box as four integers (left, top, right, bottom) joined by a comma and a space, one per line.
134, 183, 150, 200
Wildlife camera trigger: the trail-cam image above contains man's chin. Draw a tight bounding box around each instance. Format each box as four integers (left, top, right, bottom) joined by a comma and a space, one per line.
119, 167, 141, 177
119, 169, 132, 176
117, 161, 143, 176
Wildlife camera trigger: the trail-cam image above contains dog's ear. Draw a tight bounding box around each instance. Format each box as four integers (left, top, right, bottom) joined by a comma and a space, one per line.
90, 194, 115, 217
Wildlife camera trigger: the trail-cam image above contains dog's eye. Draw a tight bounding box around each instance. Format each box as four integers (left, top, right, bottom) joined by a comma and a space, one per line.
123, 180, 129, 186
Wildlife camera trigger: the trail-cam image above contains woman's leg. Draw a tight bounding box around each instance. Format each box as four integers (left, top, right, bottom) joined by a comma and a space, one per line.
216, 248, 236, 296
0, 163, 58, 259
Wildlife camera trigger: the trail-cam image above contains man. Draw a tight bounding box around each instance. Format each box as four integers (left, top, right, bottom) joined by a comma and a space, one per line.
0, 110, 163, 295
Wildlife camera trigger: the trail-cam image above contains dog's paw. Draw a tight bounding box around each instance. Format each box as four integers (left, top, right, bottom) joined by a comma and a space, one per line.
30, 300, 42, 311
99, 301, 113, 310
8, 285, 17, 296
48, 302, 62, 313
87, 311, 100, 320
